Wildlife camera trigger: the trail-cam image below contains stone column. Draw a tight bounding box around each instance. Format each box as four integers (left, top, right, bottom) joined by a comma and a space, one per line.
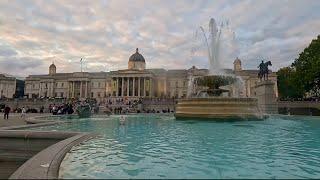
121, 77, 124, 97
247, 80, 251, 97
149, 78, 152, 97
133, 77, 135, 97
72, 81, 75, 98
80, 81, 83, 98
67, 82, 69, 98
50, 82, 55, 97
138, 77, 141, 97
85, 81, 88, 98
116, 78, 119, 97
163, 79, 166, 97
38, 83, 41, 97
143, 77, 146, 97
127, 77, 130, 97
50, 82, 52, 97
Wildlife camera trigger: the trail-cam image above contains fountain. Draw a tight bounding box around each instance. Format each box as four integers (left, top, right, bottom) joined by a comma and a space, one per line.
175, 18, 263, 121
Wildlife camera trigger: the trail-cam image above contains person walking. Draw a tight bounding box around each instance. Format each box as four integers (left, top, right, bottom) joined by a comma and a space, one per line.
4, 106, 11, 120
21, 107, 26, 119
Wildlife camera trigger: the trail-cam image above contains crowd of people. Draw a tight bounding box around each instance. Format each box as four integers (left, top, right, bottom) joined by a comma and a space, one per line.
1, 105, 26, 120
49, 103, 74, 115
279, 97, 320, 102
1, 97, 177, 120
103, 97, 174, 114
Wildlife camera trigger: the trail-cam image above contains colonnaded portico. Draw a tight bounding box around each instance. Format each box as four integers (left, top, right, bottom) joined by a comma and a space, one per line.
68, 80, 89, 99
111, 70, 153, 97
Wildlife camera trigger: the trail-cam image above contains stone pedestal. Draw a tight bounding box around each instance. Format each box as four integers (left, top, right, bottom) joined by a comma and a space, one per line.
175, 97, 263, 120
255, 80, 278, 114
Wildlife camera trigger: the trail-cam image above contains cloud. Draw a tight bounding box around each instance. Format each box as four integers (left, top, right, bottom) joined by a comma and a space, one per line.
0, 44, 18, 57
0, 0, 319, 76
0, 56, 45, 76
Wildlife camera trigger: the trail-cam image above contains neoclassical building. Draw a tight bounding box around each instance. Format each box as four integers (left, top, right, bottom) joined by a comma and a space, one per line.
0, 74, 17, 98
24, 49, 278, 100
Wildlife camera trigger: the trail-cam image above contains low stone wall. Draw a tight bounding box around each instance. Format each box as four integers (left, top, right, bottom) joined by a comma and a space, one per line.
0, 115, 94, 179
142, 104, 175, 112
9, 132, 93, 179
278, 101, 320, 116
0, 130, 81, 179
142, 98, 176, 112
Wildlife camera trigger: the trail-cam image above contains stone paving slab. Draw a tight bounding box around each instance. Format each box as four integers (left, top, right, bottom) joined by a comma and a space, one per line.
0, 113, 51, 128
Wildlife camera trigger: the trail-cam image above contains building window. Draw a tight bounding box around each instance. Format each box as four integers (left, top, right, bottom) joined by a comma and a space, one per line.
98, 93, 101, 97
176, 81, 178, 87
32, 84, 35, 88
56, 83, 58, 87
61, 92, 64, 97
61, 83, 64, 87
55, 93, 58, 97
92, 82, 94, 87
98, 82, 101, 88
91, 92, 94, 98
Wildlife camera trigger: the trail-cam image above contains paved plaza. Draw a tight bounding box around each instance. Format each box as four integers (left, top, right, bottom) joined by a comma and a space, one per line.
0, 113, 50, 128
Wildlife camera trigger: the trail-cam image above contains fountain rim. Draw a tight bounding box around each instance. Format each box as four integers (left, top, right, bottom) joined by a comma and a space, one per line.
180, 97, 258, 101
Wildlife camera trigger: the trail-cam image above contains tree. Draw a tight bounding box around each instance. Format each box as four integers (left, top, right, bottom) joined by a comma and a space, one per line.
292, 35, 320, 97
277, 67, 304, 98
277, 35, 320, 98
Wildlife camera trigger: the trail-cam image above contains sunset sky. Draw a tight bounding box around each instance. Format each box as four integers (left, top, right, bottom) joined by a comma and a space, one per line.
0, 0, 319, 77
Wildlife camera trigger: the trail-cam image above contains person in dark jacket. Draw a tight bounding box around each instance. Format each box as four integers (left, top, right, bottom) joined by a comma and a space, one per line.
4, 106, 11, 119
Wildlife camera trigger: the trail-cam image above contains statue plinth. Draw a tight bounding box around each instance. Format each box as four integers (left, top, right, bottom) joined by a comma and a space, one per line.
255, 80, 278, 114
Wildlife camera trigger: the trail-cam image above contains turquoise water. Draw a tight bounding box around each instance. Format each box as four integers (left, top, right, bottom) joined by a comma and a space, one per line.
30, 115, 320, 179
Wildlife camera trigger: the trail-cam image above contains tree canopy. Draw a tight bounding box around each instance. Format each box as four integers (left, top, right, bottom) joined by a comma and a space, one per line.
277, 35, 320, 98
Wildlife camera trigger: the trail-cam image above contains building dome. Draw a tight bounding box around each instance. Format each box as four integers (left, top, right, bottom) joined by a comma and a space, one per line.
49, 63, 56, 75
128, 48, 146, 70
129, 48, 145, 62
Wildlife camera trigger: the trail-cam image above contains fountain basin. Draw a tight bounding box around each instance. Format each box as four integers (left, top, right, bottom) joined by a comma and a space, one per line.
175, 97, 264, 121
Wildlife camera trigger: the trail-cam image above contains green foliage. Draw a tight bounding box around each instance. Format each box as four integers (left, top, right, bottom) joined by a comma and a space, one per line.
277, 67, 304, 98
277, 35, 320, 98
292, 35, 320, 97
196, 75, 236, 89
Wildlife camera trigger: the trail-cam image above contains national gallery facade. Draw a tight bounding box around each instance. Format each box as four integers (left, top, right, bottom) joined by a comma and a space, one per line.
24, 48, 278, 100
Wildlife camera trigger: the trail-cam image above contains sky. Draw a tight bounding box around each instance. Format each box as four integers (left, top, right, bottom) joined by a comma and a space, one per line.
0, 0, 319, 77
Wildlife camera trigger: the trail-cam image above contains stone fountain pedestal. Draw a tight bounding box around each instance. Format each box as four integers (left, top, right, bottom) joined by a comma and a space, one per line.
175, 97, 263, 120
175, 75, 264, 121
255, 80, 278, 114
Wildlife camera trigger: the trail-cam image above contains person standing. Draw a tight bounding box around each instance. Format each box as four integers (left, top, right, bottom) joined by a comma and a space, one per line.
21, 107, 26, 119
4, 106, 11, 119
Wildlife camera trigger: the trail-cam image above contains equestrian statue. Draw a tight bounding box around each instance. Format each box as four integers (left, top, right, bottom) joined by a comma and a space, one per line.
258, 60, 272, 81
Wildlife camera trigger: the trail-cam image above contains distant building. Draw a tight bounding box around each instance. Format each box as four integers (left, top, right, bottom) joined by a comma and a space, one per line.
232, 58, 278, 98
15, 79, 25, 98
0, 74, 16, 98
24, 48, 278, 100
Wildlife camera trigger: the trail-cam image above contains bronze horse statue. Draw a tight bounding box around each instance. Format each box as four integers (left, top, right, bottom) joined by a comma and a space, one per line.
258, 61, 272, 80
